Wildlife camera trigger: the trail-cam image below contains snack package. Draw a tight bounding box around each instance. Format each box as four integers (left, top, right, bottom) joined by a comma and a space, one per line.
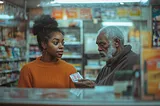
70, 72, 83, 82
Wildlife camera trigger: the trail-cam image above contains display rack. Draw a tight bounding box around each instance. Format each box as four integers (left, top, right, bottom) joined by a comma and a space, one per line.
0, 27, 27, 87
152, 5, 160, 47
140, 5, 160, 99
0, 0, 27, 87
83, 32, 102, 80
59, 20, 84, 74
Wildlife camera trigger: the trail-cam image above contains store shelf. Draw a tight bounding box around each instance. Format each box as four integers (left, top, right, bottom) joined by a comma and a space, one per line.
0, 79, 18, 86
75, 67, 81, 71
0, 44, 26, 48
85, 52, 99, 54
102, 18, 148, 22
85, 65, 103, 70
64, 42, 82, 45
0, 58, 26, 62
62, 55, 82, 59
152, 20, 160, 22
29, 44, 38, 46
29, 55, 41, 58
129, 17, 148, 21
0, 70, 20, 74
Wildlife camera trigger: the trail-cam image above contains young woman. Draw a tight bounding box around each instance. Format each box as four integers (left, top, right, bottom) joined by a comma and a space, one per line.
18, 15, 77, 88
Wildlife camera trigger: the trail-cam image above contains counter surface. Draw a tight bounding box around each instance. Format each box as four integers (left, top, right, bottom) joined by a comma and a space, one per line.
0, 87, 159, 106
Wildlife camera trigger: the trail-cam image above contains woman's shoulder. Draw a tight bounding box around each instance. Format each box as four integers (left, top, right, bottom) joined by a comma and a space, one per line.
26, 60, 37, 65
21, 60, 37, 69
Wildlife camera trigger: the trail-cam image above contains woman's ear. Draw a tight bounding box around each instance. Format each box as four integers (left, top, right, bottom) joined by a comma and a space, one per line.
41, 42, 47, 50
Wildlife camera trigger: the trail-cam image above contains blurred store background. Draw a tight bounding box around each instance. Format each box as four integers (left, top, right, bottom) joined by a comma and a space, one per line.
0, 0, 160, 101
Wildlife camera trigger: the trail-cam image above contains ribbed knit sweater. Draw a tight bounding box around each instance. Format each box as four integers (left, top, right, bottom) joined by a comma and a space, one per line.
18, 57, 76, 88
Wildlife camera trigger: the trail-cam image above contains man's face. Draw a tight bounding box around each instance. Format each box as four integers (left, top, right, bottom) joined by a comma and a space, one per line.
96, 33, 116, 61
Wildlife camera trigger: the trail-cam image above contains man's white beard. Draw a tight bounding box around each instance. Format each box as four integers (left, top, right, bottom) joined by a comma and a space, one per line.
99, 45, 116, 61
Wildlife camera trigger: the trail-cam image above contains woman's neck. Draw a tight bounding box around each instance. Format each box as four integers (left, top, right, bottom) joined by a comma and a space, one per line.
40, 55, 58, 62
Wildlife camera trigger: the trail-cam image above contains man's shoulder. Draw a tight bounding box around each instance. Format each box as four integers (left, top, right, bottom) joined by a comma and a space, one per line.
126, 51, 140, 65
128, 51, 139, 59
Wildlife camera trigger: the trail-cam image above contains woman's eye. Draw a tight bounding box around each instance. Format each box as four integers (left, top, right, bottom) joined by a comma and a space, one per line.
53, 41, 59, 45
62, 42, 65, 45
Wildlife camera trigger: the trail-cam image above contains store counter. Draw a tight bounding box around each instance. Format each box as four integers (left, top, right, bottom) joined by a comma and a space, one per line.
0, 87, 160, 106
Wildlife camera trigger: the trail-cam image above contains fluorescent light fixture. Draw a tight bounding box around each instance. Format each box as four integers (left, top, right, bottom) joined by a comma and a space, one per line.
120, 2, 124, 5
0, 0, 3, 4
141, 0, 148, 3
50, 0, 145, 4
102, 22, 133, 27
50, 1, 56, 4
37, 4, 40, 7
0, 15, 14, 19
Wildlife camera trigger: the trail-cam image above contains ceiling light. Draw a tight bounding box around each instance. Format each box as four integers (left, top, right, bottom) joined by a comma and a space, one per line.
141, 0, 148, 3
37, 4, 40, 7
120, 2, 124, 5
0, 0, 4, 4
50, 0, 144, 4
102, 22, 133, 27
0, 15, 14, 19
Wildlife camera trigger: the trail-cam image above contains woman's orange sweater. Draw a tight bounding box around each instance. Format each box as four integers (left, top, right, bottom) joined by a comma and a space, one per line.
18, 57, 76, 88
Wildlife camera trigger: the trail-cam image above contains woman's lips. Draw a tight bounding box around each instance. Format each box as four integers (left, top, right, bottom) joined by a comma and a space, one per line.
57, 51, 63, 55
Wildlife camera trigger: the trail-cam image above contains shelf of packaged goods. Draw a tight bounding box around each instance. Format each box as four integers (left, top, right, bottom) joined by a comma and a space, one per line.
29, 55, 41, 59
62, 55, 82, 59
0, 79, 18, 86
102, 18, 148, 22
0, 70, 20, 74
0, 58, 26, 62
75, 67, 81, 71
85, 52, 99, 54
85, 65, 103, 70
153, 20, 160, 22
129, 17, 148, 21
64, 42, 82, 45
0, 44, 26, 48
29, 44, 38, 46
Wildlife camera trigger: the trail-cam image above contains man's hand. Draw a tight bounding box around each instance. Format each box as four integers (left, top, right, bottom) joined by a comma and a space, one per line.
74, 79, 95, 88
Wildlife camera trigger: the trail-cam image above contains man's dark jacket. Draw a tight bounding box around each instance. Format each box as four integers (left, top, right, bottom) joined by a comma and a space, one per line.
95, 45, 140, 85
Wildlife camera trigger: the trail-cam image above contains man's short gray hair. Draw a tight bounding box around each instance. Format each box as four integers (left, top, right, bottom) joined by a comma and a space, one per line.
97, 26, 124, 45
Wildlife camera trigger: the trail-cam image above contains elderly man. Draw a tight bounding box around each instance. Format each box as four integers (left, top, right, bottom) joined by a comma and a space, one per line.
74, 26, 140, 88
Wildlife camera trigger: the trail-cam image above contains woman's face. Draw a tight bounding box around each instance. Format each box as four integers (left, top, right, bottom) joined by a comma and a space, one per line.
46, 32, 64, 59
